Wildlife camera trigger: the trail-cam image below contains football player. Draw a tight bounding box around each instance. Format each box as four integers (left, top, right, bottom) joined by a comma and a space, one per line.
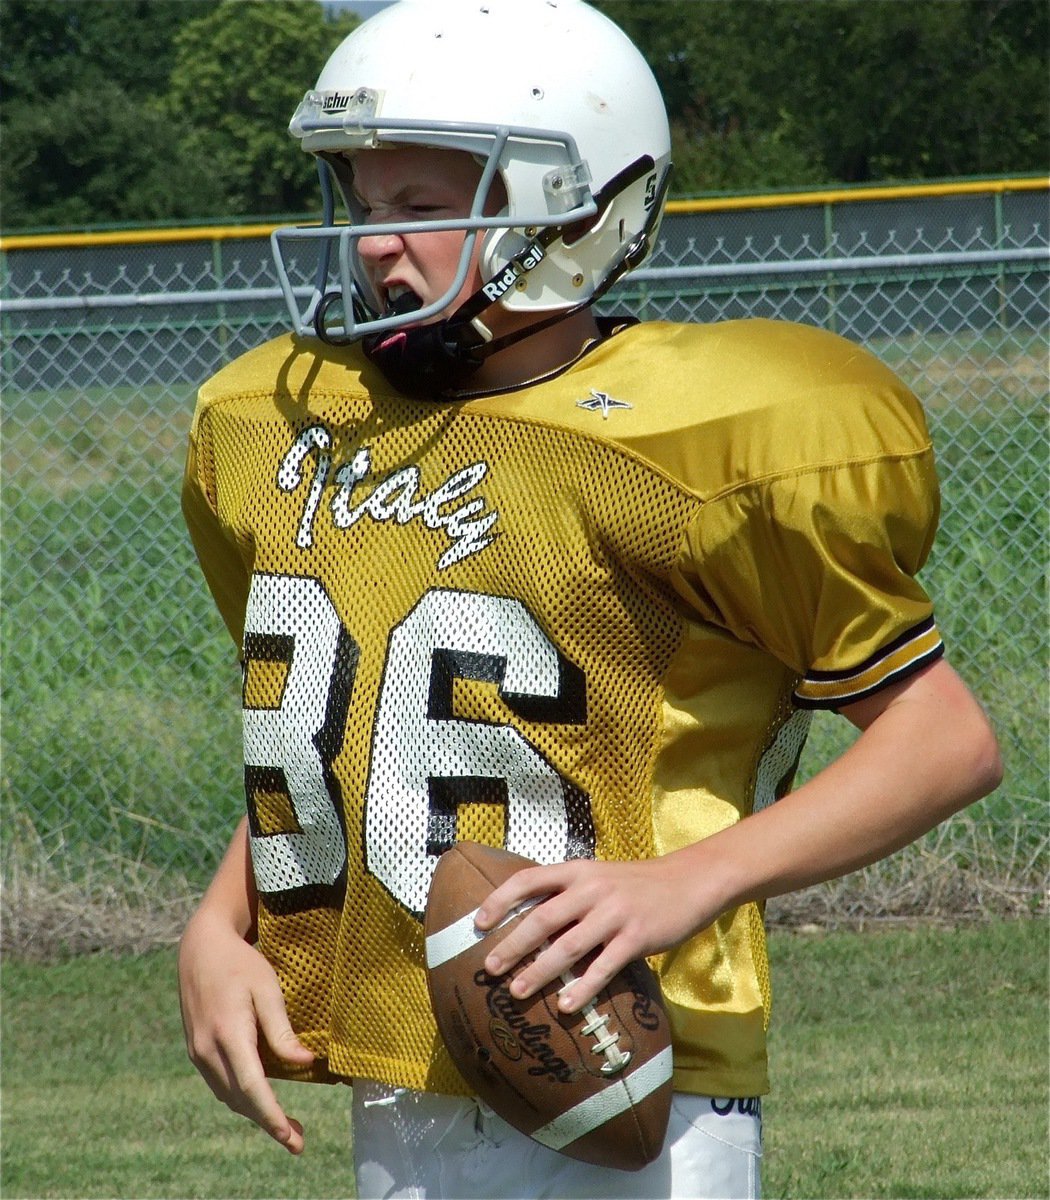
177, 1, 1002, 1196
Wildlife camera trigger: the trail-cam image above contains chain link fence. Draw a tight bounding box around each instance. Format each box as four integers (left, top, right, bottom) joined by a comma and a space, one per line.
2, 179, 1047, 954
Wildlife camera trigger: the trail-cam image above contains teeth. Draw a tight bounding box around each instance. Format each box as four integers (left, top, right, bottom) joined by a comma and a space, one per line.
385, 288, 423, 317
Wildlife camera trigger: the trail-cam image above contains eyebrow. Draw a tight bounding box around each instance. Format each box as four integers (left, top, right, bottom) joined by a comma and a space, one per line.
352, 181, 450, 207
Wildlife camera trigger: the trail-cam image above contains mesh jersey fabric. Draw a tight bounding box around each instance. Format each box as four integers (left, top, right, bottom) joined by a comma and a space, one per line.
182, 318, 943, 1099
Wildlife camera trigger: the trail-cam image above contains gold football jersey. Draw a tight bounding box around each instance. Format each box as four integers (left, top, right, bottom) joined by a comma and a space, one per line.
182, 319, 942, 1098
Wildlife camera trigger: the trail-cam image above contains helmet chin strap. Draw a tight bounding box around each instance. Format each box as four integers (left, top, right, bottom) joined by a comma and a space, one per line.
360, 265, 612, 399
361, 318, 489, 398
350, 155, 670, 399
362, 210, 663, 399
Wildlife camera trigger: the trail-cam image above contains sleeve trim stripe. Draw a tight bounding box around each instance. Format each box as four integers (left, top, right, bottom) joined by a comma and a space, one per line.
793, 622, 943, 709
803, 615, 937, 683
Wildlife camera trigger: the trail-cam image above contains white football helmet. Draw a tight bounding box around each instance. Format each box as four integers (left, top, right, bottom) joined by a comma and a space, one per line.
271, 0, 672, 389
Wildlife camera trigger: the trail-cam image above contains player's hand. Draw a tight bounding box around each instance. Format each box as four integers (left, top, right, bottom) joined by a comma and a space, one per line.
177, 911, 314, 1154
474, 855, 715, 1015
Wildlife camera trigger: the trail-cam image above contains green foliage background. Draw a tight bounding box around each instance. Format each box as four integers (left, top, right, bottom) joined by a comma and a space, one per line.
0, 0, 359, 229
591, 0, 1050, 193
1, 0, 1047, 231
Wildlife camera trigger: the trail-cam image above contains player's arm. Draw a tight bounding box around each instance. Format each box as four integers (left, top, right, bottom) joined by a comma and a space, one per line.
177, 816, 315, 1153
479, 364, 1002, 1009
476, 657, 1002, 1011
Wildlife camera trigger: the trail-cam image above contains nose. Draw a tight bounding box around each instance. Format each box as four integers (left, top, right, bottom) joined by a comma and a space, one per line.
356, 227, 404, 265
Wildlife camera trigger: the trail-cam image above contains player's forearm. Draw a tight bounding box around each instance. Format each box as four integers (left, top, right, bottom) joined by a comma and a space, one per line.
473, 663, 1001, 1017
683, 660, 1002, 915
186, 815, 258, 942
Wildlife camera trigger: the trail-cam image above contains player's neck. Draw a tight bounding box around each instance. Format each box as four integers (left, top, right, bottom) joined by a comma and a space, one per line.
468, 309, 604, 393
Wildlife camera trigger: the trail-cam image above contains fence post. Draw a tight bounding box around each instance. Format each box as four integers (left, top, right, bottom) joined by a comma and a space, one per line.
823, 200, 838, 334
0, 249, 10, 385
211, 235, 230, 357
994, 188, 1008, 330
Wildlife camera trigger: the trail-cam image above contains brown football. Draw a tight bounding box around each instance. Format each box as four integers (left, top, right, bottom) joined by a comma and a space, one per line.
423, 841, 673, 1172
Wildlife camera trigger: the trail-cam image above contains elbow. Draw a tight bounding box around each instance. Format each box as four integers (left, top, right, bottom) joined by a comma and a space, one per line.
955, 704, 1003, 807
972, 722, 1004, 800
935, 662, 1004, 806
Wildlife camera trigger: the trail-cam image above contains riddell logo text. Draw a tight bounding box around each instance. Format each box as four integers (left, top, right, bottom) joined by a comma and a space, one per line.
482, 243, 546, 302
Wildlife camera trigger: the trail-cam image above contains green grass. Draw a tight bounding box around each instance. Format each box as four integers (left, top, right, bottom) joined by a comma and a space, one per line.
1, 922, 1045, 1198
1, 465, 245, 884
0, 952, 350, 1199
764, 921, 1050, 1199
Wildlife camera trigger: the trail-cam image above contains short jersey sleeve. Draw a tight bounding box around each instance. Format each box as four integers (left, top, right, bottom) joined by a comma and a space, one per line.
661, 325, 945, 710
673, 450, 943, 708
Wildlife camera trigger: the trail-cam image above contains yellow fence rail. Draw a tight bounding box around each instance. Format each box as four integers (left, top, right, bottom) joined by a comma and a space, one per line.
1, 176, 1045, 253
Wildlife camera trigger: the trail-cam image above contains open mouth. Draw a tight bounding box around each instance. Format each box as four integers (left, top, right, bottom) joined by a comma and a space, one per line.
384, 286, 424, 318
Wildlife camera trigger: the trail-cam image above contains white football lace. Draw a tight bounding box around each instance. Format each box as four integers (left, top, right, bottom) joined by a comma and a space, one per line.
557, 965, 631, 1076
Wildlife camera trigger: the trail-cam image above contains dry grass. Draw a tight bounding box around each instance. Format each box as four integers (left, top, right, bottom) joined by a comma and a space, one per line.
1, 824, 198, 963
766, 812, 1048, 929
3, 812, 1045, 964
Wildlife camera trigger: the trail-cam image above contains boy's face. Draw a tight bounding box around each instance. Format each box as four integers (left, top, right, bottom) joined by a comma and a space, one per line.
352, 146, 506, 327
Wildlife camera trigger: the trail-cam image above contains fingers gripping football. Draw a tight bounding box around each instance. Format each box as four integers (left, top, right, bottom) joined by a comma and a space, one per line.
423, 842, 675, 1171
476, 857, 672, 1014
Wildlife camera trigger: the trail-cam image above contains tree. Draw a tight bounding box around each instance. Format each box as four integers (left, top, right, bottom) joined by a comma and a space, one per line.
588, 0, 820, 192
0, 0, 219, 104
590, 0, 1049, 192
1, 79, 226, 228
2, 0, 1045, 228
0, 0, 223, 229
790, 0, 1050, 181
163, 0, 359, 218
0, 0, 357, 230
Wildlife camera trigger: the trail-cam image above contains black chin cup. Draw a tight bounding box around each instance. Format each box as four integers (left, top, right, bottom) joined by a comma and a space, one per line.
312, 287, 486, 399
361, 320, 487, 399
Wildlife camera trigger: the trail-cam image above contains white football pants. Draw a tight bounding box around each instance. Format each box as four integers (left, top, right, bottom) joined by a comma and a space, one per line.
351, 1079, 762, 1200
